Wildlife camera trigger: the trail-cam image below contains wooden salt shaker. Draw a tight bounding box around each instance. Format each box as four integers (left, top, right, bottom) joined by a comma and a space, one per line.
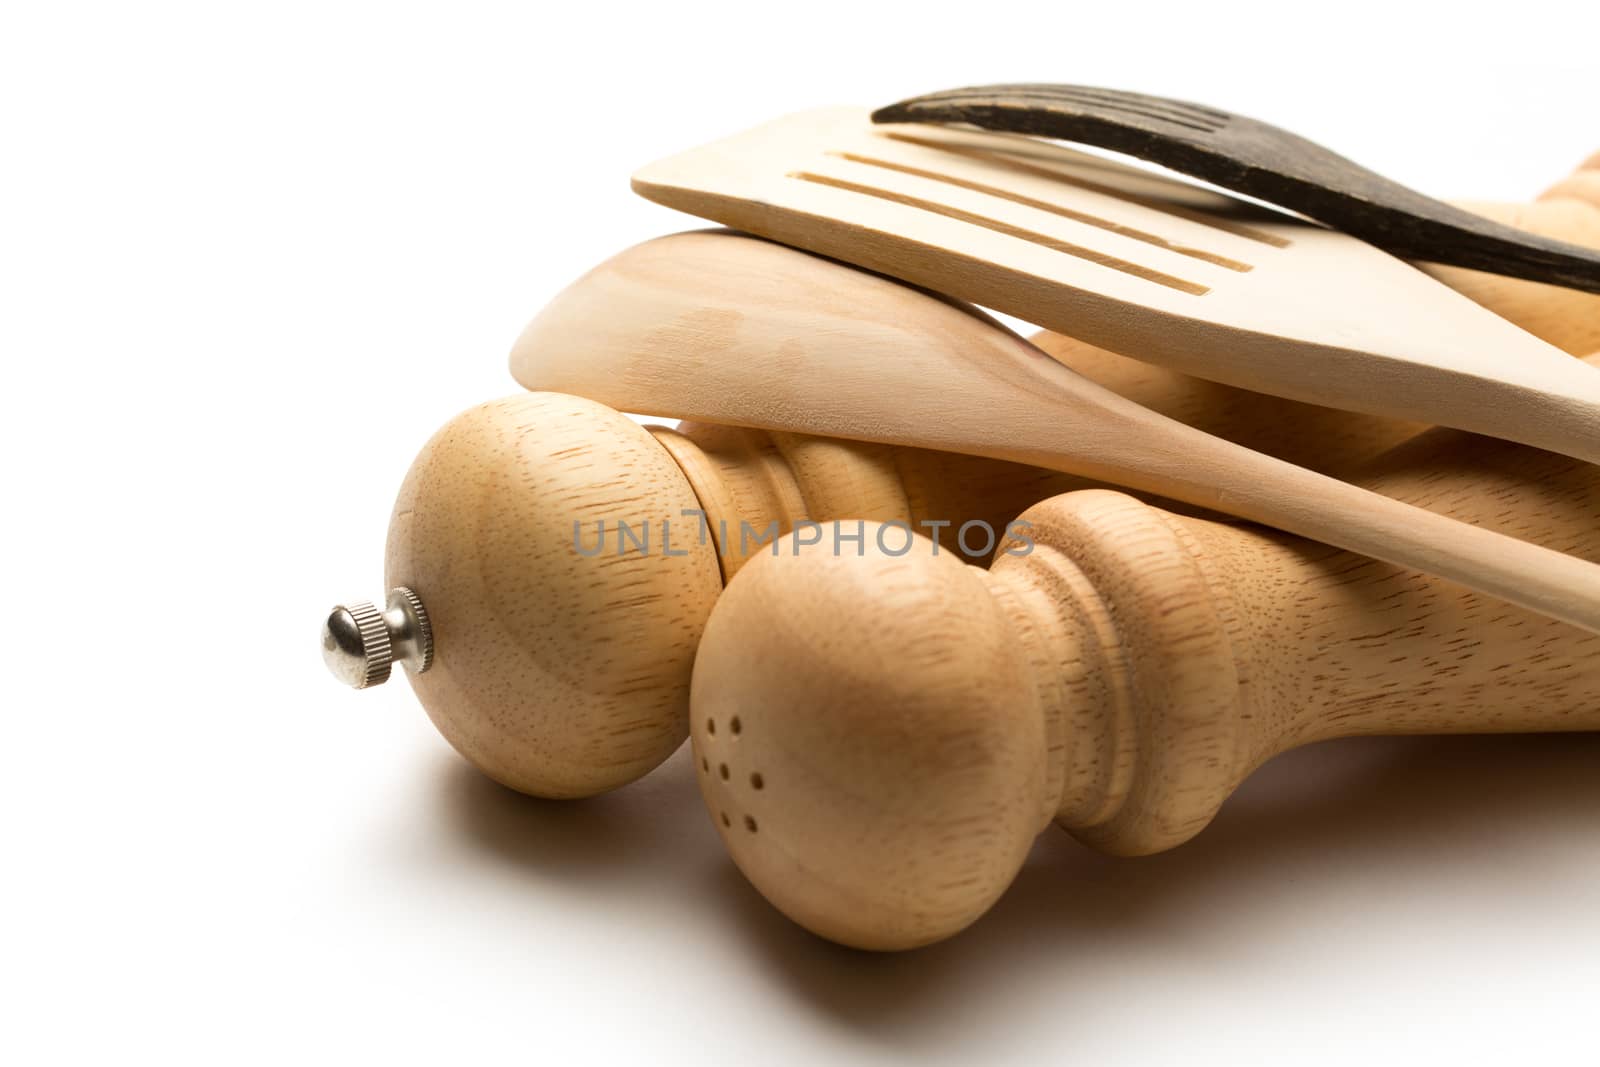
690, 356, 1600, 950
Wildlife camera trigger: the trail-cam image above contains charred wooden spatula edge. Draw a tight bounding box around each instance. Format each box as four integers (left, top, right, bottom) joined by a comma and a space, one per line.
873, 83, 1600, 294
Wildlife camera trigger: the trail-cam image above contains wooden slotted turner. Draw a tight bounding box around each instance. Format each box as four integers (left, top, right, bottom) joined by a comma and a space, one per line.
511, 230, 1600, 634
872, 83, 1600, 293
630, 108, 1600, 465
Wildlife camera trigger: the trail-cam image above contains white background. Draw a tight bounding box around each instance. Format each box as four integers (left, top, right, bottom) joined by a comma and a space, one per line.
4, 2, 1598, 1063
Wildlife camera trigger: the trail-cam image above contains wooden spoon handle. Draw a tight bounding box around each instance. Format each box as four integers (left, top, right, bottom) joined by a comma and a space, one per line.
1133, 426, 1600, 634
959, 337, 1600, 635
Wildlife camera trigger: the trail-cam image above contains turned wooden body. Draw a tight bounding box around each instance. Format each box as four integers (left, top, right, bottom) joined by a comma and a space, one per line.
384, 392, 1084, 798
690, 360, 1600, 950
389, 157, 1598, 803
382, 361, 1431, 802
1425, 152, 1600, 355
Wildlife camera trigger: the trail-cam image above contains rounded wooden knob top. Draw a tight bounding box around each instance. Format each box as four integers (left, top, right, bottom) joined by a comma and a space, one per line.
1539, 150, 1600, 208
690, 531, 1051, 950
385, 391, 723, 798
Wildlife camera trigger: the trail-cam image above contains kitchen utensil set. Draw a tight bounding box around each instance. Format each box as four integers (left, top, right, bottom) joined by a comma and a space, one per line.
323, 93, 1600, 949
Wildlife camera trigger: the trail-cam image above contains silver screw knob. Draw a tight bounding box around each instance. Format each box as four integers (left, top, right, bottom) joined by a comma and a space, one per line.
322, 586, 434, 689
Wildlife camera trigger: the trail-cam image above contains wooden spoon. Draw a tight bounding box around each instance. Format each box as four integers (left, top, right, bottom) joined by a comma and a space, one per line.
512, 229, 1600, 632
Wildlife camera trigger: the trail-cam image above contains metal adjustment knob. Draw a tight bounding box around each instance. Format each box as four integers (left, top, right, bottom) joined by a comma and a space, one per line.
322, 586, 434, 689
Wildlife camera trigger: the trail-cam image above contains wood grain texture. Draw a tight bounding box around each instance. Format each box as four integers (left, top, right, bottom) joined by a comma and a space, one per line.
1029, 170, 1600, 473
957, 168, 1600, 477
515, 229, 1600, 633
385, 393, 724, 798
631, 109, 1600, 464
383, 392, 1085, 798
389, 157, 1595, 802
1422, 153, 1600, 355
690, 356, 1600, 950
1028, 331, 1424, 475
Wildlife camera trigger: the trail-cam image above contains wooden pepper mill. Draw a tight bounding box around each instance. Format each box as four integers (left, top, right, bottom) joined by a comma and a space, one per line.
325, 347, 1433, 802
690, 356, 1600, 951
325, 397, 1088, 798
322, 157, 1598, 803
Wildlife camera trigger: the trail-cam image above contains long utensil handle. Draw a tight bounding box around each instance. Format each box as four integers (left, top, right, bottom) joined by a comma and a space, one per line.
1201, 451, 1600, 635
983, 328, 1600, 635
1029, 407, 1600, 636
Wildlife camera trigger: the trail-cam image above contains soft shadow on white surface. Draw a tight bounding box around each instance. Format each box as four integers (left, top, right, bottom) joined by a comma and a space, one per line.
714, 733, 1600, 1018
430, 730, 1600, 1057
438, 745, 715, 875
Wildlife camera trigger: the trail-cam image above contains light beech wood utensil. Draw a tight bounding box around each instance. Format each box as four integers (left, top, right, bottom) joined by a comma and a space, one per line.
340, 334, 1437, 799
335, 317, 1440, 799
630, 108, 1600, 463
689, 361, 1600, 950
1035, 170, 1600, 465
1422, 153, 1600, 355
872, 84, 1600, 292
330, 169, 1599, 801
513, 230, 1600, 633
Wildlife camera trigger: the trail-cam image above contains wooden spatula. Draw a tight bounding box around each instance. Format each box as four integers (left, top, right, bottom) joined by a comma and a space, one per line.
511, 230, 1600, 634
630, 108, 1600, 465
872, 83, 1600, 293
